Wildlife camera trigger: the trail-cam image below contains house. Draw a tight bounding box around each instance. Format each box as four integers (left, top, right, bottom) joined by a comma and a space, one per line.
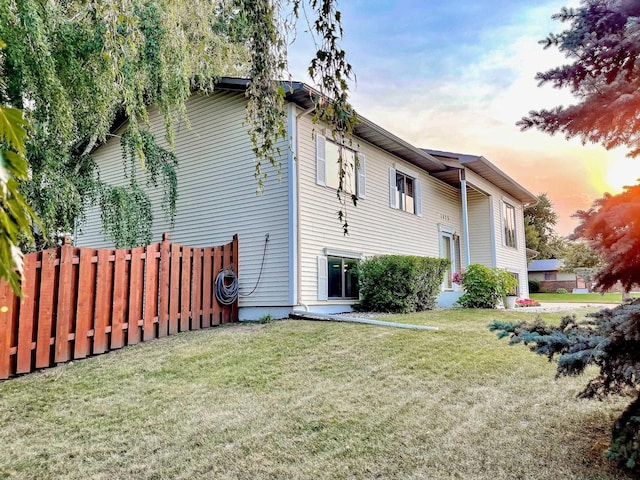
76, 78, 538, 320
528, 259, 584, 292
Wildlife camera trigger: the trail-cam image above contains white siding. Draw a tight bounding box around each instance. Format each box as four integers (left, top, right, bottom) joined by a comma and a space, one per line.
465, 170, 530, 298
296, 113, 463, 307
76, 92, 291, 308
466, 188, 493, 267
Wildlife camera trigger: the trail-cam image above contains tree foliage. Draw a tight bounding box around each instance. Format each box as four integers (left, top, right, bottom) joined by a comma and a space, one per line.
519, 1, 640, 157
0, 0, 356, 248
490, 299, 640, 470
506, 1, 640, 471
561, 240, 602, 270
524, 193, 562, 258
571, 184, 640, 292
0, 39, 39, 296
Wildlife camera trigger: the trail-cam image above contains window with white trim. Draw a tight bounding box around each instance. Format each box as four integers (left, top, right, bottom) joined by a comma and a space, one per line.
389, 167, 422, 216
317, 255, 359, 300
316, 135, 365, 198
502, 201, 517, 248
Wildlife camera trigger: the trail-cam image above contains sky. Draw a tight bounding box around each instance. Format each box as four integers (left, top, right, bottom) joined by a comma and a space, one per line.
286, 0, 640, 236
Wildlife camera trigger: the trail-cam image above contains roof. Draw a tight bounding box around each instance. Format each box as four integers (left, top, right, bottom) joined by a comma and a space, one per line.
528, 259, 564, 272
424, 149, 539, 206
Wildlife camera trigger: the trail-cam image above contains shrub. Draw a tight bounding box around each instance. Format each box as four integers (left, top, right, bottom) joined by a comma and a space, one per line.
555, 287, 568, 294
457, 264, 518, 309
357, 255, 449, 313
528, 279, 541, 293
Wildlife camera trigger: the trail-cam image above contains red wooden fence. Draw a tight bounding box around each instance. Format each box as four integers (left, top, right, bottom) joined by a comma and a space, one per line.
0, 233, 239, 380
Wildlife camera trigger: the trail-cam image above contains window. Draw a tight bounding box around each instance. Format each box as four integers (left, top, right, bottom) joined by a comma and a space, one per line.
396, 171, 415, 213
441, 232, 454, 289
316, 135, 365, 198
502, 201, 517, 248
328, 257, 359, 299
389, 167, 422, 216
318, 256, 359, 300
544, 272, 557, 281
440, 229, 461, 290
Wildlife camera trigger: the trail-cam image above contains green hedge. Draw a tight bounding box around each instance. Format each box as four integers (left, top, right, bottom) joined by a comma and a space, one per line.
356, 255, 450, 313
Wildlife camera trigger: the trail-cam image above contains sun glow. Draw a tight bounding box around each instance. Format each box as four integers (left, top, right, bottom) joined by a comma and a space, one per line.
606, 157, 640, 193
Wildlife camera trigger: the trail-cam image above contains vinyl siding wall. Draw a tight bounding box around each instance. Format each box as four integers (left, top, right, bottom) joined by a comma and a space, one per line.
465, 170, 530, 298
76, 92, 291, 308
296, 111, 463, 307
466, 188, 493, 267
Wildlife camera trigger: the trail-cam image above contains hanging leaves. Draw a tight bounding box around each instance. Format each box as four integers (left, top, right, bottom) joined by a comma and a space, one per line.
0, 0, 356, 247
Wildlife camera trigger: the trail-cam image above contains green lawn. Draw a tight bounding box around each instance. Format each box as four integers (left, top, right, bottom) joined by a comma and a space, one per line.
530, 292, 640, 303
0, 308, 632, 479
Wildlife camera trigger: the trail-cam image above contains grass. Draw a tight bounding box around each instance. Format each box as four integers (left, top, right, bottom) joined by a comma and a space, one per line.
530, 292, 640, 303
0, 308, 633, 479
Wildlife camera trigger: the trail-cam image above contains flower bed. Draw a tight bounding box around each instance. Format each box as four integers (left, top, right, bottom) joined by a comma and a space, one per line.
516, 298, 541, 307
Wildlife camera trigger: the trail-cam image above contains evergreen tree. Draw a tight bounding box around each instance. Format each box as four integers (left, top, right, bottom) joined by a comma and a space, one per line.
490, 299, 640, 470
519, 1, 640, 157
572, 185, 640, 292
500, 1, 640, 470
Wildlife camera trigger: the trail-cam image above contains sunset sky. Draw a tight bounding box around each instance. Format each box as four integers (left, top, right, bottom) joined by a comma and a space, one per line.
287, 0, 640, 236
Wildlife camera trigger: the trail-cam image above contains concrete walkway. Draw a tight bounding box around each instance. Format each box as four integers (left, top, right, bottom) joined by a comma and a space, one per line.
513, 302, 616, 313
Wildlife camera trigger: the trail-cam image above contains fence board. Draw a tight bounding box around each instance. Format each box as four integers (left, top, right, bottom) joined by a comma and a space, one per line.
202, 247, 213, 328
222, 242, 233, 324
93, 249, 111, 354
111, 249, 126, 349
191, 248, 202, 330
158, 236, 171, 338
17, 254, 37, 373
0, 234, 238, 380
169, 243, 180, 335
54, 246, 74, 363
128, 247, 144, 345
36, 251, 56, 368
0, 282, 12, 378
143, 242, 160, 341
231, 235, 239, 322
180, 246, 191, 332
212, 246, 222, 326
75, 248, 95, 359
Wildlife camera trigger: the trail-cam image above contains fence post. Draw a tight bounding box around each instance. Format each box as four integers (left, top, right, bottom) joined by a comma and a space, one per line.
232, 234, 239, 321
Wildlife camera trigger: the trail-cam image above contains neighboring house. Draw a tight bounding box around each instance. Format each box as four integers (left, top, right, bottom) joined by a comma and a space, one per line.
77, 78, 538, 320
528, 259, 582, 292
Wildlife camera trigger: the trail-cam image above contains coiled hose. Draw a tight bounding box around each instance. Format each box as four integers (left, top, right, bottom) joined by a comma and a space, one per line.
215, 269, 239, 306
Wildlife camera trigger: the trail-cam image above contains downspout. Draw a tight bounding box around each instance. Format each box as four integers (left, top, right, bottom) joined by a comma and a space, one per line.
460, 168, 471, 267
294, 104, 316, 312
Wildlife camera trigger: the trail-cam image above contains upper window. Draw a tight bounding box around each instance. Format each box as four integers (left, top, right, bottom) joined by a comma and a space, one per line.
316, 135, 365, 198
396, 171, 415, 214
503, 201, 517, 248
389, 167, 422, 216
